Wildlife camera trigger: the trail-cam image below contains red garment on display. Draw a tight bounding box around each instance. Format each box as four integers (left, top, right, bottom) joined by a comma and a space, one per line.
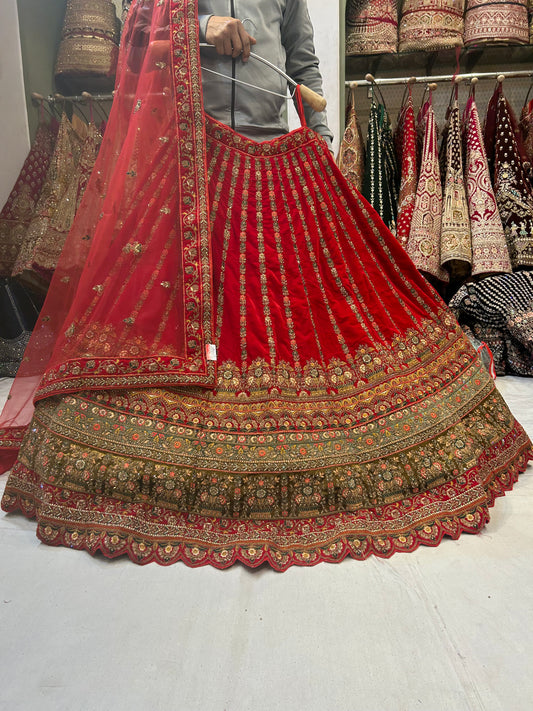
0, 0, 531, 569
407, 96, 448, 282
0, 0, 215, 472
0, 115, 58, 278
484, 84, 533, 269
394, 86, 418, 247
463, 93, 512, 277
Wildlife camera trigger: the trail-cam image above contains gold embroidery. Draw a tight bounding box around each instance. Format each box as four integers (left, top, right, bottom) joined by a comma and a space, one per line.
122, 242, 143, 255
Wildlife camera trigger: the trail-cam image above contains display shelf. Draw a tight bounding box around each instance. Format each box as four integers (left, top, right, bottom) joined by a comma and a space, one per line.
345, 44, 533, 82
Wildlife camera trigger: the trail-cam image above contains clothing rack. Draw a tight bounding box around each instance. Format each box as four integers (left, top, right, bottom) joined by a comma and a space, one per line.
345, 69, 533, 89
31, 91, 114, 103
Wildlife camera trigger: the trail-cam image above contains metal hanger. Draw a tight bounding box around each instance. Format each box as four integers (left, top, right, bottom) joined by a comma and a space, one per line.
199, 43, 326, 112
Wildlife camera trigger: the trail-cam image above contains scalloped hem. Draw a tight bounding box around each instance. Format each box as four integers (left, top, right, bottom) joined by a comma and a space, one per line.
2, 428, 531, 571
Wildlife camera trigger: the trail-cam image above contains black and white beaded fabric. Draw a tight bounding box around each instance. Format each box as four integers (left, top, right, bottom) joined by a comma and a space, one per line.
449, 271, 533, 376
0, 278, 40, 377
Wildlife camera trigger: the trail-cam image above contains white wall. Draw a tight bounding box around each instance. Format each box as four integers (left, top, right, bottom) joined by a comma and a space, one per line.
288, 0, 341, 155
0, 0, 30, 208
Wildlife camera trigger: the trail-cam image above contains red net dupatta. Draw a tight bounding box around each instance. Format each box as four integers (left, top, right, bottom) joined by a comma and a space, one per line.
0, 0, 215, 470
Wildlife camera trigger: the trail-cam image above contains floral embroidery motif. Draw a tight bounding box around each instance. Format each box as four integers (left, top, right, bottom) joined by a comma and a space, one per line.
337, 87, 365, 193
440, 99, 472, 274
346, 0, 398, 55
400, 0, 465, 52
465, 0, 529, 46
463, 95, 512, 276
407, 100, 448, 281
395, 88, 418, 246
485, 88, 533, 269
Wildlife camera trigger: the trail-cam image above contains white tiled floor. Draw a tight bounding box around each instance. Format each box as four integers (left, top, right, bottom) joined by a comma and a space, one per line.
0, 375, 532, 711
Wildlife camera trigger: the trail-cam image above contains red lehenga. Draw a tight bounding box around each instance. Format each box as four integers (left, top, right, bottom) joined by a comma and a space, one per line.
1, 0, 531, 570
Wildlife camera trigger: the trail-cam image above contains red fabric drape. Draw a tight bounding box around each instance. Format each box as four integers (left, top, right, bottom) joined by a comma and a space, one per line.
0, 0, 215, 471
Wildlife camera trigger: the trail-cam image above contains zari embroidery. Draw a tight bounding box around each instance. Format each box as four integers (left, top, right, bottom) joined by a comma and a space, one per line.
463, 95, 512, 276
440, 99, 472, 275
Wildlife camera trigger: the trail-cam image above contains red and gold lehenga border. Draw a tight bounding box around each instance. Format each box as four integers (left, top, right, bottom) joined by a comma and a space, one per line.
2, 317, 531, 570
0, 0, 216, 472
1, 0, 532, 570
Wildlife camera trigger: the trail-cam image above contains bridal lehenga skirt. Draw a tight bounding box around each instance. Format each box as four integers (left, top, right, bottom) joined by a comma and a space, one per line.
2, 118, 531, 570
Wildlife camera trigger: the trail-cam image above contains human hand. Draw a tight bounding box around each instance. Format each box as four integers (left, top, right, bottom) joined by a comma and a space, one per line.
205, 16, 256, 61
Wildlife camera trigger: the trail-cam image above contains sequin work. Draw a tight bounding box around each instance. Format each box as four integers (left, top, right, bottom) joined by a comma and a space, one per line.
1, 0, 531, 570
407, 100, 448, 281
463, 95, 512, 276
440, 99, 472, 275
337, 87, 365, 194
395, 89, 418, 246
485, 87, 533, 269
2, 116, 531, 569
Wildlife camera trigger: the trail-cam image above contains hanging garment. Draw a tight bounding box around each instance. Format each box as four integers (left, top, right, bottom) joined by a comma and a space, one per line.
30, 121, 103, 279
463, 94, 512, 276
345, 0, 398, 55
0, 118, 58, 278
520, 96, 533, 177
11, 114, 94, 290
450, 272, 533, 376
440, 97, 472, 278
336, 87, 365, 193
398, 0, 464, 52
55, 0, 121, 94
122, 0, 133, 25
394, 87, 418, 247
407, 98, 448, 282
0, 0, 531, 570
484, 85, 533, 269
464, 0, 529, 46
0, 278, 41, 377
362, 97, 399, 233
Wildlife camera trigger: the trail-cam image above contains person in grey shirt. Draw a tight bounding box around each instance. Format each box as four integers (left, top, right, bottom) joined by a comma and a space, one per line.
198, 1, 333, 148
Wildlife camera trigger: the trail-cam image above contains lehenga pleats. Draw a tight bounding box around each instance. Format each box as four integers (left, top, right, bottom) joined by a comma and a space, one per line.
1, 0, 532, 570
2, 118, 532, 569
0, 0, 215, 452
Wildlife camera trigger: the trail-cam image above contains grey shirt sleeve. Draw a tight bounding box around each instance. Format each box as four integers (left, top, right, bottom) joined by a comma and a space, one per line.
198, 14, 214, 43
281, 0, 333, 148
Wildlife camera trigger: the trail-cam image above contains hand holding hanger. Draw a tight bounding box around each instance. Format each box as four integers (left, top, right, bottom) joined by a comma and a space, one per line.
147, 39, 327, 113
205, 15, 256, 61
